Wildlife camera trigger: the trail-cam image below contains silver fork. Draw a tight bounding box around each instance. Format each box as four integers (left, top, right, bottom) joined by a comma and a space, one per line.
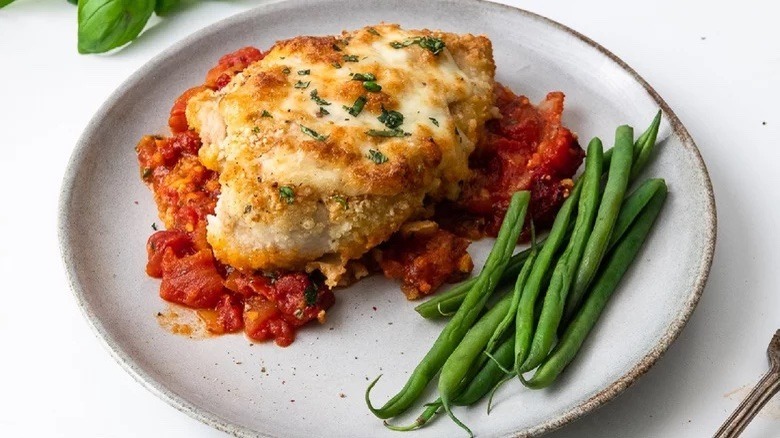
714, 329, 780, 438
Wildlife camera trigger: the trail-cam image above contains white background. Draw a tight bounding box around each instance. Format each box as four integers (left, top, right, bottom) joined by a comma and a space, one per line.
1, 0, 778, 437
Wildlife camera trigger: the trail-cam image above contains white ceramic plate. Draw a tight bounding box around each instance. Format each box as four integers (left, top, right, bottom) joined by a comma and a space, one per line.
58, 1, 716, 436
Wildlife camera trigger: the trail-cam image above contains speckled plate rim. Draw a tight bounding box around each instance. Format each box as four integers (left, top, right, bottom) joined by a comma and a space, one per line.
57, 1, 716, 437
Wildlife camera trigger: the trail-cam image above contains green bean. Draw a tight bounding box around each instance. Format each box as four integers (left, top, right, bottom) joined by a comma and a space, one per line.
519, 138, 604, 372
513, 181, 583, 375
455, 336, 515, 406
565, 126, 634, 327
483, 229, 538, 359
383, 402, 441, 431
385, 335, 517, 431
631, 111, 662, 179
366, 191, 530, 419
560, 177, 667, 324
438, 293, 515, 435
523, 181, 667, 388
414, 244, 535, 319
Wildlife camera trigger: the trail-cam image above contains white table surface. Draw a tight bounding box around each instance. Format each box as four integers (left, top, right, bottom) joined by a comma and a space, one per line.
1, 0, 778, 436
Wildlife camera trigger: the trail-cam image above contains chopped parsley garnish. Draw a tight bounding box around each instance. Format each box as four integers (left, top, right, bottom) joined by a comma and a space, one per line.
297, 69, 311, 75
429, 117, 439, 127
332, 62, 342, 69
343, 95, 367, 117
294, 80, 311, 89
366, 128, 410, 138
244, 205, 252, 214
332, 195, 348, 209
261, 110, 273, 118
310, 89, 331, 106
367, 149, 389, 164
279, 186, 295, 204
367, 27, 381, 36
317, 107, 330, 117
390, 36, 446, 55
300, 125, 328, 141
252, 126, 261, 134
303, 283, 318, 306
282, 67, 291, 74
342, 54, 359, 62
332, 43, 342, 52
151, 222, 158, 230
363, 81, 382, 92
378, 107, 404, 128
351, 72, 376, 82
141, 167, 152, 179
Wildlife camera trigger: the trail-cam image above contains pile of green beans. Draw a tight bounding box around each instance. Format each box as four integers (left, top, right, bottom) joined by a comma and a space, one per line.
368, 112, 667, 436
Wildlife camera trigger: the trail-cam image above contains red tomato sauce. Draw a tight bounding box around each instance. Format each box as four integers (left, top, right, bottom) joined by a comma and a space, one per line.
137, 47, 334, 347
436, 85, 585, 239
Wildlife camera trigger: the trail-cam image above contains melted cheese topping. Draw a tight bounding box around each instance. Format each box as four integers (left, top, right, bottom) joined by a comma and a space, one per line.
186, 24, 496, 284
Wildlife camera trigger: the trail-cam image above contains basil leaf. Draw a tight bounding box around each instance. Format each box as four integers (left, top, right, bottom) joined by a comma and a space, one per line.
0, 0, 17, 8
78, 0, 155, 54
78, 0, 151, 51
67, 0, 78, 4
154, 0, 180, 16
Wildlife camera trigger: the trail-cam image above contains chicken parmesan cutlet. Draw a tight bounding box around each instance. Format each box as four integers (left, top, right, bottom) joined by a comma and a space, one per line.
136, 24, 583, 346
186, 24, 495, 287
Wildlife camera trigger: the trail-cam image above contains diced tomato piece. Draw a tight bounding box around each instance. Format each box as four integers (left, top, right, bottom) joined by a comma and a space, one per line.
158, 131, 202, 166
376, 225, 473, 300
205, 46, 264, 89
168, 85, 209, 134
160, 249, 224, 308
216, 294, 244, 333
146, 230, 192, 277
243, 295, 295, 346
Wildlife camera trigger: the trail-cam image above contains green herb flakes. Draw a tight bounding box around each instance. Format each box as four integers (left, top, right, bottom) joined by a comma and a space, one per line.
282, 67, 291, 74
367, 27, 381, 36
317, 107, 330, 117
141, 167, 152, 179
303, 283, 318, 306
363, 81, 382, 92
367, 149, 389, 164
279, 186, 295, 204
300, 125, 328, 141
351, 73, 376, 82
297, 69, 311, 75
332, 62, 342, 69
390, 36, 446, 55
379, 107, 404, 129
294, 80, 311, 89
261, 111, 273, 118
332, 195, 348, 209
429, 117, 439, 127
342, 54, 359, 62
310, 89, 331, 106
343, 96, 367, 117
366, 128, 410, 138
